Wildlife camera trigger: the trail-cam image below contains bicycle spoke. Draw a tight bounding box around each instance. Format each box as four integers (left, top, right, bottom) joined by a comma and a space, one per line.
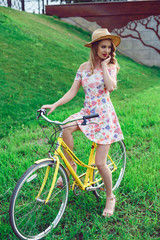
49, 185, 66, 202
16, 204, 37, 226
21, 204, 41, 234
28, 205, 45, 236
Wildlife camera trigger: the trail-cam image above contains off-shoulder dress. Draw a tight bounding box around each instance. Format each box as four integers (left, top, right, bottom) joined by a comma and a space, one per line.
71, 66, 124, 145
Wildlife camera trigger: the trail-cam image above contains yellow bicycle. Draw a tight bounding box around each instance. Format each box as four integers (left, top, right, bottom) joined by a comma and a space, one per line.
9, 109, 126, 240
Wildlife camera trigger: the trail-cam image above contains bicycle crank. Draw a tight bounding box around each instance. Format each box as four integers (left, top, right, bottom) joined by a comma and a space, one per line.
73, 184, 82, 196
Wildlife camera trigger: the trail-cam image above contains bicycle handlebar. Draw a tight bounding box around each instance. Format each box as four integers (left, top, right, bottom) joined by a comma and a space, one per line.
83, 114, 99, 119
37, 109, 99, 126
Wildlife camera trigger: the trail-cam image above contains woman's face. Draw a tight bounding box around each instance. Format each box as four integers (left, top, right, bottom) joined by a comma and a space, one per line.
97, 39, 112, 60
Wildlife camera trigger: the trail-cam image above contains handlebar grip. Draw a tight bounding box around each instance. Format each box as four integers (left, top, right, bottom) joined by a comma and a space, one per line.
37, 109, 46, 119
40, 109, 46, 115
81, 113, 99, 125
83, 114, 99, 119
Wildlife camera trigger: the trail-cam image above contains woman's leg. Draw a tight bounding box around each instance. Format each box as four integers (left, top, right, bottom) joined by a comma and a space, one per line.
57, 120, 80, 186
95, 144, 116, 217
62, 121, 80, 175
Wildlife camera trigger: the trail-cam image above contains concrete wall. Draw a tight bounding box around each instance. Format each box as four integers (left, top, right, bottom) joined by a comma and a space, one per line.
112, 16, 160, 67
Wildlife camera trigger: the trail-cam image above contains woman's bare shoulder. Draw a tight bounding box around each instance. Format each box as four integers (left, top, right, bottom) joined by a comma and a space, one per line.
79, 62, 91, 71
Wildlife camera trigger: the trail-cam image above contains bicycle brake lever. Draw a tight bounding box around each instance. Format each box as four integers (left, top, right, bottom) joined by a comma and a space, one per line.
81, 118, 87, 125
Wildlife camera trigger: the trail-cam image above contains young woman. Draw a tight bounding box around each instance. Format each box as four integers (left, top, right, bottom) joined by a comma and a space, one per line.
42, 28, 124, 217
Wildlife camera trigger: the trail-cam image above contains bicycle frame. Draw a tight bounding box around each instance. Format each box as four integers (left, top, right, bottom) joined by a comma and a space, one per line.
35, 134, 117, 204
57, 137, 98, 190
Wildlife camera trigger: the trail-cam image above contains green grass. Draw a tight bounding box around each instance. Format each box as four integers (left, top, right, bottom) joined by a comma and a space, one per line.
0, 6, 160, 240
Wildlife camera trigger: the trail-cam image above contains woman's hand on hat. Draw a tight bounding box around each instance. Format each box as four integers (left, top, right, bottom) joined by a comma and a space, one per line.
41, 103, 57, 115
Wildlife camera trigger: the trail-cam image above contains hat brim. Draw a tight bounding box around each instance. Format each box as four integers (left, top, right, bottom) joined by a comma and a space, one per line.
84, 35, 121, 48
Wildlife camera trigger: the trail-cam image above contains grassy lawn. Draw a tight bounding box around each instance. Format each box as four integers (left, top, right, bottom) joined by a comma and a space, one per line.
0, 6, 160, 240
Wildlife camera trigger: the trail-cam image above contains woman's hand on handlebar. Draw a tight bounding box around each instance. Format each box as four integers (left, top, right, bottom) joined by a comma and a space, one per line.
41, 103, 57, 115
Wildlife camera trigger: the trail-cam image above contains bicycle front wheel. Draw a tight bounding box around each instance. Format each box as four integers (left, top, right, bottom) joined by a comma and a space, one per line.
9, 160, 69, 240
93, 140, 126, 198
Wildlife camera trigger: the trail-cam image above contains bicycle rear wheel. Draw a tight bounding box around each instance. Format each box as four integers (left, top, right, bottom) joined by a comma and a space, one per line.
93, 140, 126, 198
9, 160, 69, 240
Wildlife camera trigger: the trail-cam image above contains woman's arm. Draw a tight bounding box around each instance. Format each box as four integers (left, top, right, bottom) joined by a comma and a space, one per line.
41, 80, 81, 115
101, 57, 117, 92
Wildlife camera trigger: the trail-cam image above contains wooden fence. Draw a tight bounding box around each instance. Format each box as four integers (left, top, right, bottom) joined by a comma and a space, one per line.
0, 0, 47, 14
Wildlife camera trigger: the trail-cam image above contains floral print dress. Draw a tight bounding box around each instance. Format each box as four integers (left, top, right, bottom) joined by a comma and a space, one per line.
72, 66, 124, 145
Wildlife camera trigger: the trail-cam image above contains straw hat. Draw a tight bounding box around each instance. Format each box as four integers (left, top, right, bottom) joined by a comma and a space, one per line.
84, 28, 121, 48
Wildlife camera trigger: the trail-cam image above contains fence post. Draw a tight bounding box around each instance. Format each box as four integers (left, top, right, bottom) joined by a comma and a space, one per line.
7, 0, 11, 7
38, 0, 40, 14
21, 0, 25, 11
42, 0, 45, 14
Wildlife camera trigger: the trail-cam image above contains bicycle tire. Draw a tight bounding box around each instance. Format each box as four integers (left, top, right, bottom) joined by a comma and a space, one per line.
93, 140, 126, 198
9, 160, 69, 240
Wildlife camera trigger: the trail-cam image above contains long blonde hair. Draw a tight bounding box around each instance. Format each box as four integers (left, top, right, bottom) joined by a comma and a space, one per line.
89, 39, 120, 74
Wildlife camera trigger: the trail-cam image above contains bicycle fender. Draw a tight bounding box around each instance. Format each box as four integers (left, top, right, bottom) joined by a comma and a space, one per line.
35, 158, 55, 164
